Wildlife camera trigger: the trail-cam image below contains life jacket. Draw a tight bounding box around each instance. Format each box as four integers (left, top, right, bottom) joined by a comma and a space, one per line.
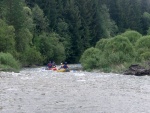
48, 63, 52, 68
63, 65, 68, 69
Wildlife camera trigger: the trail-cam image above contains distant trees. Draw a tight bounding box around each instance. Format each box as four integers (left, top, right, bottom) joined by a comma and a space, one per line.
4, 0, 25, 32
32, 4, 48, 33
34, 33, 66, 64
0, 0, 66, 69
1, 0, 150, 71
28, 0, 150, 63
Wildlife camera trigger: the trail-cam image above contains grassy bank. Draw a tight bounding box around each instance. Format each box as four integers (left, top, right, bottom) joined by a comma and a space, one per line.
0, 52, 20, 72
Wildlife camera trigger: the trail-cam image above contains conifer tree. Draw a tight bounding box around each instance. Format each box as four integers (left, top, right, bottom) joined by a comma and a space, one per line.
4, 0, 25, 32
32, 4, 48, 34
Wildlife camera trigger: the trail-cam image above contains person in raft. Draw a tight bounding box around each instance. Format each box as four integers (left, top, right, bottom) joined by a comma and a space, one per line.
52, 61, 56, 68
59, 62, 69, 69
62, 62, 69, 69
47, 61, 52, 68
59, 63, 64, 69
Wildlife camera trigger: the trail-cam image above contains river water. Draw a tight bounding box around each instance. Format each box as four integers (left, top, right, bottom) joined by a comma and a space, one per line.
1, 66, 150, 113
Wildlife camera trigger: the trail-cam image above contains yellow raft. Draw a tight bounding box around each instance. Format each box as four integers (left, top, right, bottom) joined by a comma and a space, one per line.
57, 69, 66, 72
57, 68, 70, 72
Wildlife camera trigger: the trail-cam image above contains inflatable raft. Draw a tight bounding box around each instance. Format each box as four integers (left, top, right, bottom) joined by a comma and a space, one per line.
57, 68, 70, 72
45, 67, 57, 71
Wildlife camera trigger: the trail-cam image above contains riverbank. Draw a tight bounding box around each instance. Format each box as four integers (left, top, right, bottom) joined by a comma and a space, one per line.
1, 61, 150, 76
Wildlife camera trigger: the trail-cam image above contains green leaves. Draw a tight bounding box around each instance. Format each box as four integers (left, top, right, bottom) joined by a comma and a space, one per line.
35, 33, 66, 63
121, 30, 142, 46
80, 33, 138, 71
0, 19, 16, 54
80, 47, 102, 70
4, 0, 25, 31
32, 4, 48, 33
16, 28, 33, 52
0, 52, 20, 71
21, 47, 43, 66
135, 35, 150, 60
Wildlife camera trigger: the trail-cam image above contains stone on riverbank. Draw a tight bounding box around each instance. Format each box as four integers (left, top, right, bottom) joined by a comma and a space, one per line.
124, 64, 150, 76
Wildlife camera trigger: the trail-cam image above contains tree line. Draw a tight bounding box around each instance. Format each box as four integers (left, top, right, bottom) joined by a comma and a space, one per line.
0, 0, 150, 70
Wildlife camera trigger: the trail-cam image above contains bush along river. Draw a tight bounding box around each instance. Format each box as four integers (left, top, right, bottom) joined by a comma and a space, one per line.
1, 64, 150, 113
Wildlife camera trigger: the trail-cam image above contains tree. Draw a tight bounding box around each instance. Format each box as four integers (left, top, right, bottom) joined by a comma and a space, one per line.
141, 12, 150, 34
23, 6, 34, 32
0, 19, 16, 55
100, 4, 118, 37
35, 33, 66, 63
32, 4, 48, 34
62, 0, 83, 62
16, 28, 33, 52
0, 0, 5, 19
4, 0, 25, 32
56, 19, 72, 61
77, 0, 92, 49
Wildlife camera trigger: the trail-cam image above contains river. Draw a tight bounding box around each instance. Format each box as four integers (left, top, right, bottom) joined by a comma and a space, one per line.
1, 65, 150, 113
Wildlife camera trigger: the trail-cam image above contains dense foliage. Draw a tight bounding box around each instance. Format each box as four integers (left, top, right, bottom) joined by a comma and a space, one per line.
135, 35, 150, 61
80, 30, 150, 72
80, 47, 102, 70
0, 52, 20, 71
121, 30, 142, 46
0, 0, 150, 71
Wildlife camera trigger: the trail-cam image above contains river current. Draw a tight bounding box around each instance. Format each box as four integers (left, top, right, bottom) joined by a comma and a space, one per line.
1, 65, 150, 113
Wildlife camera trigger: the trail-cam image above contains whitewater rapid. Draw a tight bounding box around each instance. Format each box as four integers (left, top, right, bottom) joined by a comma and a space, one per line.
1, 66, 150, 113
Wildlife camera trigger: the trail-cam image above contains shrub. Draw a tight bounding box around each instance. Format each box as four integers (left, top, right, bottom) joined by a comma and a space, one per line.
135, 35, 150, 60
105, 35, 135, 55
121, 30, 142, 46
0, 52, 20, 71
95, 38, 109, 51
80, 35, 137, 72
135, 35, 150, 50
104, 35, 135, 65
107, 52, 132, 65
141, 52, 150, 60
80, 47, 102, 70
97, 54, 109, 68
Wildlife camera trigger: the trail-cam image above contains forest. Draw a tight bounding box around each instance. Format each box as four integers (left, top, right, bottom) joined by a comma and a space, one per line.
0, 0, 150, 72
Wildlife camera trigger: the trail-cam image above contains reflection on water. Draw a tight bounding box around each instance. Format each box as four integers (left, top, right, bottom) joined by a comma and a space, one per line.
1, 66, 150, 113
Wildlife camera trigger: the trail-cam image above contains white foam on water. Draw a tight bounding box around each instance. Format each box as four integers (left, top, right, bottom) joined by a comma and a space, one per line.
77, 79, 86, 82
77, 80, 86, 82
20, 77, 34, 80
7, 88, 18, 91
88, 79, 96, 82
74, 73, 85, 76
